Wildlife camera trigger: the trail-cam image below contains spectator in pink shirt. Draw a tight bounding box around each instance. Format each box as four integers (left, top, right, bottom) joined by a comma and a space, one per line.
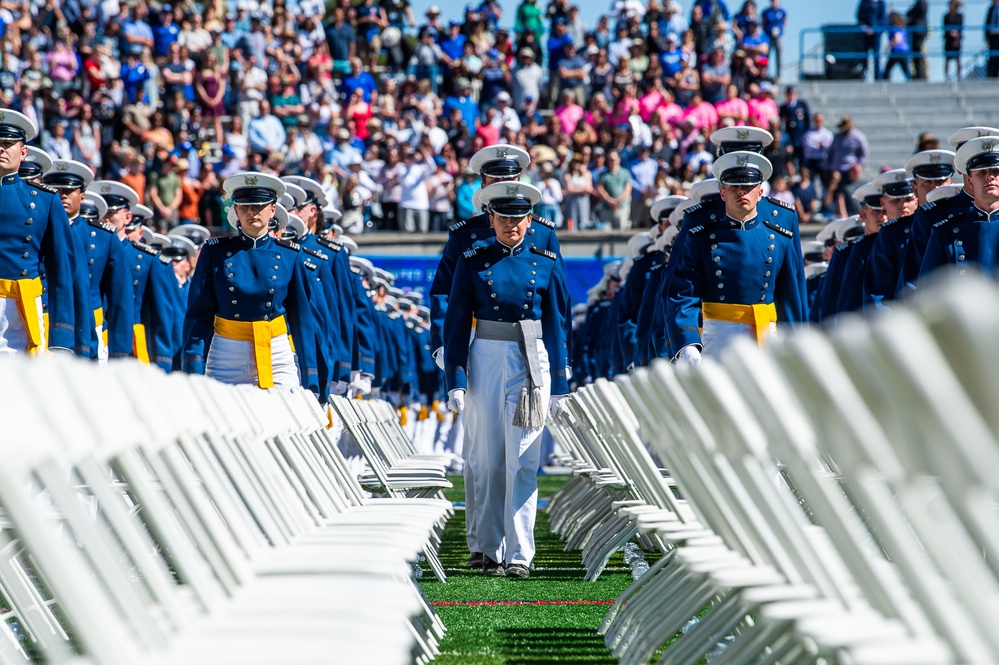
682, 92, 720, 133
747, 81, 779, 129
715, 84, 749, 124
609, 84, 640, 127
554, 90, 585, 134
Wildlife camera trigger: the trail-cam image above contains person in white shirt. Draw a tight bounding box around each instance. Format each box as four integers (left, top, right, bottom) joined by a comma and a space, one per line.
493, 92, 522, 132
399, 145, 435, 233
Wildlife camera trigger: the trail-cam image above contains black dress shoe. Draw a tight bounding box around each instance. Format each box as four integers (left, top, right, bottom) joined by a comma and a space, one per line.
505, 564, 530, 579
466, 552, 484, 569
483, 556, 505, 576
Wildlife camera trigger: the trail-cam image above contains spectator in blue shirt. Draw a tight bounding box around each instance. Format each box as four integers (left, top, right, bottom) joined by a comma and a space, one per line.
556, 42, 588, 108
152, 6, 179, 58
761, 0, 786, 77
455, 166, 481, 220
740, 19, 770, 64
120, 45, 150, 105
857, 0, 888, 79
356, 0, 388, 68
546, 19, 573, 73
220, 14, 243, 50
695, 0, 730, 21
440, 21, 467, 62
121, 4, 154, 53
659, 33, 684, 80
324, 7, 356, 74
340, 58, 378, 104
884, 11, 912, 80
444, 78, 479, 130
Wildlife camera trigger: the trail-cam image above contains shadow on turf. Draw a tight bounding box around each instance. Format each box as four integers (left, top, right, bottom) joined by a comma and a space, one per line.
498, 627, 618, 664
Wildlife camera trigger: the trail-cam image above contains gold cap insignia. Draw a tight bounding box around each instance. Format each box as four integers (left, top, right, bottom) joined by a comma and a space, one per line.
244, 175, 258, 186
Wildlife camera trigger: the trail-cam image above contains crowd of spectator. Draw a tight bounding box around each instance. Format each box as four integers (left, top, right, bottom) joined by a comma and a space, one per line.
5, 0, 826, 234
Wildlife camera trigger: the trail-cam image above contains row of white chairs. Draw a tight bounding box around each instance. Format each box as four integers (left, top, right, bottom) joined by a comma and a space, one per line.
0, 356, 452, 665
546, 269, 999, 665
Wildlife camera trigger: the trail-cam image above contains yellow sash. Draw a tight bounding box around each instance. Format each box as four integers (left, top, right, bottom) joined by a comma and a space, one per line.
213, 315, 288, 389
132, 323, 150, 364
94, 308, 108, 347
701, 302, 777, 346
0, 277, 44, 354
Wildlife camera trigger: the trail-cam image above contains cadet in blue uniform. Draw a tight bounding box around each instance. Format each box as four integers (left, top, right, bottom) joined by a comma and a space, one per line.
42, 159, 134, 360
627, 195, 685, 368
654, 127, 804, 359
835, 183, 889, 314
183, 172, 320, 394
920, 137, 999, 277
897, 129, 988, 296
637, 199, 689, 366
812, 217, 863, 323
430, 144, 568, 571
159, 234, 196, 372
864, 150, 954, 307
0, 110, 77, 354
128, 201, 180, 371
19, 146, 51, 183
444, 182, 569, 579
667, 151, 807, 362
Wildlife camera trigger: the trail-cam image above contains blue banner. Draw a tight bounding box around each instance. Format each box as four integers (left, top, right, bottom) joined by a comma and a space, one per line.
366, 255, 623, 309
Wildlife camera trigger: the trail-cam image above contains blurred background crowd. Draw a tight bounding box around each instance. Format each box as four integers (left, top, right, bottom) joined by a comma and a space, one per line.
6, 0, 851, 234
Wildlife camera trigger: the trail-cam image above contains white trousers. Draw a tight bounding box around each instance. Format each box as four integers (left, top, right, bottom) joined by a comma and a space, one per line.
701, 319, 776, 359
465, 337, 550, 566
205, 333, 300, 389
0, 295, 42, 354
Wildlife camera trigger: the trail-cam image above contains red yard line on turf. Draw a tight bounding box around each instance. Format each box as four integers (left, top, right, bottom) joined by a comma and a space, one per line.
431, 600, 616, 607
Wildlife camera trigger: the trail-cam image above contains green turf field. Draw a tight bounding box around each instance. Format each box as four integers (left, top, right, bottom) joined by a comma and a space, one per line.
420, 475, 635, 664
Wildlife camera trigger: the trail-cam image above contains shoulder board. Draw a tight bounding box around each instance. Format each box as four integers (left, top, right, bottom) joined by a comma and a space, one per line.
599, 300, 612, 308
688, 225, 704, 235
934, 216, 958, 229
920, 201, 937, 211
133, 241, 159, 255
650, 263, 665, 272
316, 236, 343, 252
304, 259, 318, 271
26, 181, 57, 195
462, 247, 478, 259
685, 203, 702, 214
303, 246, 328, 261
88, 218, 116, 234
762, 220, 793, 239
206, 237, 220, 246
766, 196, 795, 211
848, 236, 865, 246
276, 238, 301, 252
531, 214, 557, 229
530, 246, 557, 260
881, 217, 901, 228
835, 242, 852, 252
448, 220, 467, 232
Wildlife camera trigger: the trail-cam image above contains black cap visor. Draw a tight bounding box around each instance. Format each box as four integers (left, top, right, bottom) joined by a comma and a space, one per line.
719, 167, 763, 186
18, 163, 43, 180
718, 140, 765, 155
912, 164, 954, 180
481, 159, 524, 178
43, 173, 86, 189
232, 187, 279, 205
863, 194, 884, 209
488, 197, 534, 217
0, 124, 26, 142
881, 181, 914, 198
967, 152, 999, 172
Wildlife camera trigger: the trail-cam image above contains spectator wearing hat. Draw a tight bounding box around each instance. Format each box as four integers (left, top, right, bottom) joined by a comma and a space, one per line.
480, 49, 511, 107
421, 5, 446, 36
826, 115, 870, 217
440, 20, 467, 63
512, 48, 543, 111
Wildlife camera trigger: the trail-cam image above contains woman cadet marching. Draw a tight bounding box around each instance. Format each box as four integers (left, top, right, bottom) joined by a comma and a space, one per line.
443, 181, 570, 579
182, 171, 320, 395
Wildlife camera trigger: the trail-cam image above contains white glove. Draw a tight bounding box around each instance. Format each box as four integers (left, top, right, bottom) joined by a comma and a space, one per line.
447, 389, 465, 413
334, 380, 350, 396
433, 347, 445, 371
676, 345, 702, 365
548, 394, 568, 419
626, 362, 635, 372
350, 371, 373, 396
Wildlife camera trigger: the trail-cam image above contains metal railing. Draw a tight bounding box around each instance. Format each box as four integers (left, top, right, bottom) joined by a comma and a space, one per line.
797, 24, 998, 82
